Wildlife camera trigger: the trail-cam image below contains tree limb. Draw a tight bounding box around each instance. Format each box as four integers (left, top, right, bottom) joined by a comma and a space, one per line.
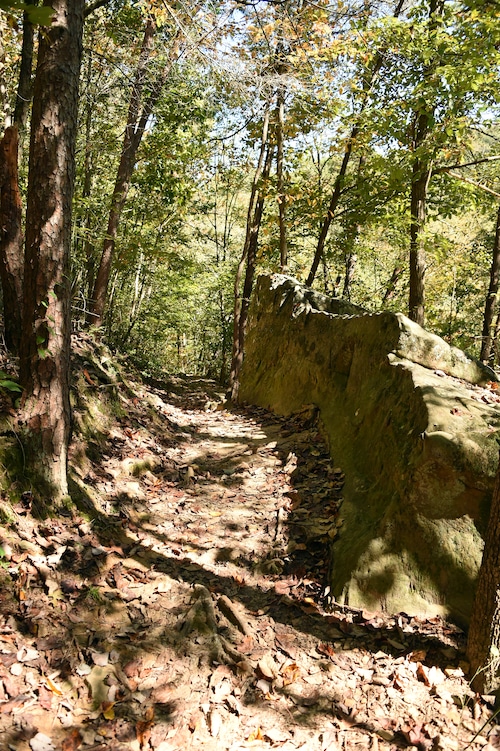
445, 170, 500, 199
434, 155, 500, 173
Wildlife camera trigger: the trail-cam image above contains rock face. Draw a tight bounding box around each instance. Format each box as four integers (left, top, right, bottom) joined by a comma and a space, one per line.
239, 274, 500, 624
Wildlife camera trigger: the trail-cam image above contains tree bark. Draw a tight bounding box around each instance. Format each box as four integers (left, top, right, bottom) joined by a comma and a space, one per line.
228, 109, 271, 399
228, 146, 272, 402
466, 450, 500, 694
408, 0, 443, 327
382, 264, 403, 304
0, 125, 23, 352
480, 204, 500, 363
13, 5, 37, 131
19, 0, 84, 502
342, 251, 357, 301
276, 85, 287, 270
409, 140, 430, 327
88, 18, 180, 327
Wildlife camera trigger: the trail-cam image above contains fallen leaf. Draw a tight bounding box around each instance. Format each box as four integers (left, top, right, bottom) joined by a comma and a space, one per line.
416, 662, 430, 686
29, 733, 56, 751
17, 646, 40, 663
91, 651, 109, 667
101, 701, 115, 720
281, 662, 300, 686
247, 727, 264, 741
38, 684, 53, 710
0, 694, 30, 713
317, 642, 335, 658
257, 653, 279, 681
82, 369, 96, 386
274, 580, 290, 595
61, 729, 83, 751
136, 707, 154, 747
238, 634, 254, 653
209, 707, 222, 737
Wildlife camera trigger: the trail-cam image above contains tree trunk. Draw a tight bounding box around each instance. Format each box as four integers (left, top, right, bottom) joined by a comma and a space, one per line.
306, 128, 358, 287
0, 125, 23, 352
276, 86, 287, 270
480, 204, 500, 363
228, 109, 271, 399
228, 149, 272, 402
19, 0, 84, 502
305, 0, 405, 288
466, 450, 500, 694
409, 147, 430, 327
408, 0, 442, 327
88, 18, 180, 327
13, 5, 37, 131
342, 251, 357, 301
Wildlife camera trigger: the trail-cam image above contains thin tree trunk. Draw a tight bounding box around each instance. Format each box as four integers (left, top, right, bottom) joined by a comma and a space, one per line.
343, 251, 357, 301
0, 3, 37, 353
305, 0, 405, 288
480, 204, 500, 363
88, 18, 180, 327
13, 5, 37, 131
80, 44, 97, 302
408, 0, 443, 326
382, 264, 403, 304
0, 125, 23, 352
306, 129, 359, 287
409, 149, 430, 326
19, 0, 84, 502
229, 146, 273, 402
228, 109, 271, 398
0, 16, 11, 128
276, 86, 287, 270
466, 450, 500, 694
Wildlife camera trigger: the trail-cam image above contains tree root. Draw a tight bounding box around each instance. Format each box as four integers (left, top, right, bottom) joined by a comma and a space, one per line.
179, 585, 250, 666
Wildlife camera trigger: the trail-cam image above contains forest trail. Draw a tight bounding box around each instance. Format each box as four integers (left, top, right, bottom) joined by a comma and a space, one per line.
0, 374, 498, 751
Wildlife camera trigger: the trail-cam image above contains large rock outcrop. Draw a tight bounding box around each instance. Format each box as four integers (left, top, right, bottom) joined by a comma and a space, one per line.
239, 275, 500, 624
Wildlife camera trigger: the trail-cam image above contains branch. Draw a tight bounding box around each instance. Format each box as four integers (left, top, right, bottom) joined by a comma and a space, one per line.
446, 171, 500, 199
84, 0, 111, 17
434, 155, 500, 173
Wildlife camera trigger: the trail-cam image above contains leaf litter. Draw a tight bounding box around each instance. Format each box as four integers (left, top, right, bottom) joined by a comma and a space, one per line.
0, 360, 498, 750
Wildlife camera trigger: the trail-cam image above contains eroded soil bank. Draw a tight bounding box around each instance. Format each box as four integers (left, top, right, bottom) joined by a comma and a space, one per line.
0, 372, 498, 751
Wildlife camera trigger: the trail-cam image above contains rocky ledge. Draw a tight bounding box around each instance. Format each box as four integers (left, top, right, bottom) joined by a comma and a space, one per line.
239, 274, 500, 624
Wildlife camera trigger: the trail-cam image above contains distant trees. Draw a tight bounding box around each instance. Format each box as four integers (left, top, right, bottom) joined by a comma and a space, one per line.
1, 0, 500, 501
88, 11, 183, 328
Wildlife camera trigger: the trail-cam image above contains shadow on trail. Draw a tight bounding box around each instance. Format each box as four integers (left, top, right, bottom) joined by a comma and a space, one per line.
2, 375, 470, 750
66, 380, 467, 667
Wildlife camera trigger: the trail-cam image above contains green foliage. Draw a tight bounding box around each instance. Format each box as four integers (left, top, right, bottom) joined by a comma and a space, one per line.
0, 372, 21, 394
0, 0, 53, 25
62, 0, 500, 376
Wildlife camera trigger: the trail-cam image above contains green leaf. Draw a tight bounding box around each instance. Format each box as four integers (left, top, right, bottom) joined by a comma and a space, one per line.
0, 379, 22, 393
0, 0, 54, 25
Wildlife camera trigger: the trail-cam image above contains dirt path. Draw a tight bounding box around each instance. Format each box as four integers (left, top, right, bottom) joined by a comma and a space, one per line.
0, 373, 498, 751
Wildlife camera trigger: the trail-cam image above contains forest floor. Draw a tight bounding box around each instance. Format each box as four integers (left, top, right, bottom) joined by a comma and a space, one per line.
0, 349, 499, 751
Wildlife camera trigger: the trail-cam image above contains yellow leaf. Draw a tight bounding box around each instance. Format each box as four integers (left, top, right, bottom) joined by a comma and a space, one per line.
102, 701, 115, 720
248, 727, 264, 741
46, 677, 64, 696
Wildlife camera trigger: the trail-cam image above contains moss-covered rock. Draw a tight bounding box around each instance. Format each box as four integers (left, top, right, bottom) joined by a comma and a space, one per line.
239, 274, 500, 624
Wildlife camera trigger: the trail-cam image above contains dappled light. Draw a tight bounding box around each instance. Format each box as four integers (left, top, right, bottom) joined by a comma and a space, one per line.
0, 358, 496, 750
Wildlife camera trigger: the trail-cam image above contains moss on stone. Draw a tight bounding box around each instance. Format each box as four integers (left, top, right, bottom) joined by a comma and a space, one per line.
239, 274, 500, 623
